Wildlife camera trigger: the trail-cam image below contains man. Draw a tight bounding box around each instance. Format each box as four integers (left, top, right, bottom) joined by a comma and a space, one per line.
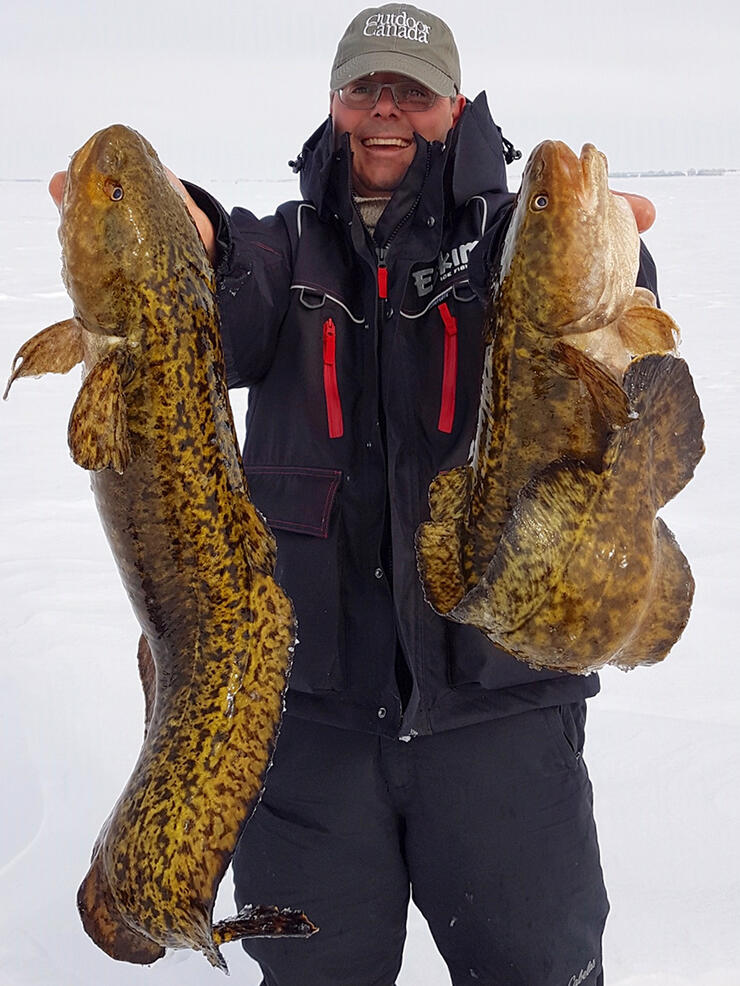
51, 6, 656, 984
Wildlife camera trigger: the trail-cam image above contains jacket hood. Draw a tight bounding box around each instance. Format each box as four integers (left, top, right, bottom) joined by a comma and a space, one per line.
293, 91, 511, 221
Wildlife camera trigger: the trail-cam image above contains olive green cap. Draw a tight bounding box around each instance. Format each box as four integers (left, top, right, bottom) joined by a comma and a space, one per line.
330, 4, 461, 98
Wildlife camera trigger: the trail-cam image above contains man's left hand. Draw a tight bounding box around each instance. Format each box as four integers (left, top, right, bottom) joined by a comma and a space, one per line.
613, 191, 656, 233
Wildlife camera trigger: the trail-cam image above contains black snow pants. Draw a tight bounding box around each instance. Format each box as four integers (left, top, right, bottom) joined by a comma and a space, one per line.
232, 705, 608, 986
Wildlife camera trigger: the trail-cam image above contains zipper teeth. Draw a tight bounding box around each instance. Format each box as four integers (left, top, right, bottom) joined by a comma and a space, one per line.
382, 143, 432, 252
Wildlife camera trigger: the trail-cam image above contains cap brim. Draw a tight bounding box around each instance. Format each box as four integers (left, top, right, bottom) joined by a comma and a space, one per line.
330, 51, 456, 97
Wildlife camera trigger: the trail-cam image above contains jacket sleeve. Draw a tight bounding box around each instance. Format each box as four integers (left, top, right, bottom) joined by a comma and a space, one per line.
183, 182, 293, 389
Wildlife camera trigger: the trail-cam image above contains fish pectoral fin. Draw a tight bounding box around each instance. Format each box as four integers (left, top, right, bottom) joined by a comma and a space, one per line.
212, 904, 318, 943
616, 303, 680, 358
554, 341, 631, 430
68, 350, 132, 474
3, 317, 84, 399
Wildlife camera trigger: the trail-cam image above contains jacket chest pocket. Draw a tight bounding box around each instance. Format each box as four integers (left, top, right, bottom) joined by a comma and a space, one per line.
400, 279, 482, 440
245, 465, 346, 694
293, 285, 365, 442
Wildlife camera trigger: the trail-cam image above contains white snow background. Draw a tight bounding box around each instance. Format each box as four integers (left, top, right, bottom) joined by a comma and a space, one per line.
1, 169, 738, 986
1, 0, 739, 982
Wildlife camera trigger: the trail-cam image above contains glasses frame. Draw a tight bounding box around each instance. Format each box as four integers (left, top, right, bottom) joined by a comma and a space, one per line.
337, 80, 439, 113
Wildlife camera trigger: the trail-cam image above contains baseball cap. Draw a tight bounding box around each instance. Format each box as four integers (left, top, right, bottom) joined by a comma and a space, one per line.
330, 4, 461, 98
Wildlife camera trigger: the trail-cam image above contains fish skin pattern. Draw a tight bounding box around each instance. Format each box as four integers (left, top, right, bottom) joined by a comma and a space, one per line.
416, 140, 704, 674
6, 124, 315, 970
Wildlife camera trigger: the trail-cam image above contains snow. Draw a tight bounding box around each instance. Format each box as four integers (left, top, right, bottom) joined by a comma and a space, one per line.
1, 172, 738, 986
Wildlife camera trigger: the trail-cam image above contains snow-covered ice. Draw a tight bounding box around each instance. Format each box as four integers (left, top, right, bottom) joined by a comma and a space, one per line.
0, 173, 738, 986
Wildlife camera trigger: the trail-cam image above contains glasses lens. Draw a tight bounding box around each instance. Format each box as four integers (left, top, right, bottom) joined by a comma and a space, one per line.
339, 81, 437, 112
394, 83, 437, 110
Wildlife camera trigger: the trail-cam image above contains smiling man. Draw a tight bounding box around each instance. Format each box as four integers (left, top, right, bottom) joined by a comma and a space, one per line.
52, 5, 656, 984
177, 7, 657, 986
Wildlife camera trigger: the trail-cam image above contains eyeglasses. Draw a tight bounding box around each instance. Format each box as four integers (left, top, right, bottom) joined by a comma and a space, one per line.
337, 79, 439, 112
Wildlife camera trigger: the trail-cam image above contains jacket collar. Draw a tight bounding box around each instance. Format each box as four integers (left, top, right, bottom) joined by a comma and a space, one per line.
295, 91, 510, 230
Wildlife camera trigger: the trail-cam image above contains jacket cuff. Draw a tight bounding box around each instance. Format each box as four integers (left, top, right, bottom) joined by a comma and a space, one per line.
468, 198, 515, 303
181, 180, 233, 276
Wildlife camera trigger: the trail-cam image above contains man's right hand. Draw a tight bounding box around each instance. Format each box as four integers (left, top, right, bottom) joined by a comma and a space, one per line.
48, 168, 217, 265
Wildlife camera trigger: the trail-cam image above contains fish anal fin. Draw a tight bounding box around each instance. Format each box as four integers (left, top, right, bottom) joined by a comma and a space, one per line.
611, 518, 695, 670
77, 853, 165, 965
212, 903, 317, 944
3, 318, 84, 399
136, 634, 156, 736
554, 341, 630, 429
68, 350, 131, 474
623, 354, 705, 507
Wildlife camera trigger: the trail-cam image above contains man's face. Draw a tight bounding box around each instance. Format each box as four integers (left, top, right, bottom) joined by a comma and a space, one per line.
331, 72, 465, 197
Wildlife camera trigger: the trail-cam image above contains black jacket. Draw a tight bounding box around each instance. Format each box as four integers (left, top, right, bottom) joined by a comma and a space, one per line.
188, 93, 655, 738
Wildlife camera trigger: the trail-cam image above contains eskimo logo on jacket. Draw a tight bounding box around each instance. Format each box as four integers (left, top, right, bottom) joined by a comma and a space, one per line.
364, 11, 431, 43
412, 239, 479, 296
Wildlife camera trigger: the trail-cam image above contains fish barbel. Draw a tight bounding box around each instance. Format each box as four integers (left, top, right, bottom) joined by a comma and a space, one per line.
5, 125, 316, 968
416, 140, 704, 673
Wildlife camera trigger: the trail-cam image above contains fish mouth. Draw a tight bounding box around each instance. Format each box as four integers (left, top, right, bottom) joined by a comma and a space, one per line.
526, 140, 608, 210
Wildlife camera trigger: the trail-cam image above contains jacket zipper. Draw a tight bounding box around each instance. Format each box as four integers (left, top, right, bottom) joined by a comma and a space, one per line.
322, 317, 344, 438
437, 302, 458, 433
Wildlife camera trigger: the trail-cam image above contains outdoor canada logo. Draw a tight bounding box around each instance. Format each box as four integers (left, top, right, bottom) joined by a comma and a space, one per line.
363, 10, 431, 44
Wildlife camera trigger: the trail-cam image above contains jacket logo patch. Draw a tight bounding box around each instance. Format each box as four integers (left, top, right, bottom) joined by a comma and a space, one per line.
364, 11, 431, 43
412, 240, 479, 297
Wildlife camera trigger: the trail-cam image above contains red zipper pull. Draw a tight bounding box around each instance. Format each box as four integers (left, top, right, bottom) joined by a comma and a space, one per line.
438, 302, 458, 434
322, 318, 344, 439
377, 247, 388, 299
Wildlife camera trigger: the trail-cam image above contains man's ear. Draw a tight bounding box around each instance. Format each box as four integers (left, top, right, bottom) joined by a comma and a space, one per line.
451, 93, 467, 128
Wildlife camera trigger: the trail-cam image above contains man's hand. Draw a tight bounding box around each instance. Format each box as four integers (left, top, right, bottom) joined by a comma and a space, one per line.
613, 191, 656, 234
48, 168, 217, 264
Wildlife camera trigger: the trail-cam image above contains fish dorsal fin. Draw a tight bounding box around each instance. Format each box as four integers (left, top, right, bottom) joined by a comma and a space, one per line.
554, 341, 631, 430
68, 349, 132, 474
3, 317, 84, 399
622, 354, 704, 508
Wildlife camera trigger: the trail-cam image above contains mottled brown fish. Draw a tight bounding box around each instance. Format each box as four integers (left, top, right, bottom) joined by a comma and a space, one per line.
5, 125, 316, 969
416, 140, 704, 673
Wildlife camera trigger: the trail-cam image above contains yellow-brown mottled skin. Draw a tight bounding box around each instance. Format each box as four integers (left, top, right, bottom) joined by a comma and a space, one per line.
416, 141, 704, 673
5, 125, 315, 969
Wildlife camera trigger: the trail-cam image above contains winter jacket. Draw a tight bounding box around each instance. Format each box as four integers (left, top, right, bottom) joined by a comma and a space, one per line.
187, 92, 657, 739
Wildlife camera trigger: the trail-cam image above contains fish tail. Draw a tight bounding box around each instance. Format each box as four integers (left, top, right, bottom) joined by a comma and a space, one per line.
415, 466, 470, 614
620, 354, 704, 507
77, 852, 165, 965
212, 903, 318, 945
611, 517, 695, 670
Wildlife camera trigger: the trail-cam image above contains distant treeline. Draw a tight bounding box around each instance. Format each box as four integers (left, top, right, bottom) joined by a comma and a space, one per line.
609, 168, 737, 178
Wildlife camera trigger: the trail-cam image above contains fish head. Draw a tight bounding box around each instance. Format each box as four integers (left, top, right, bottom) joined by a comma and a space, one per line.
59, 124, 208, 336
500, 140, 640, 334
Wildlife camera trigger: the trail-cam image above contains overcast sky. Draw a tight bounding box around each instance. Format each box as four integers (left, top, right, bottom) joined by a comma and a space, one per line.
1, 0, 738, 182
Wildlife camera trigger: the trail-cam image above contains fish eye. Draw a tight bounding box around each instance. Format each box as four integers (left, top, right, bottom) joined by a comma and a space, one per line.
531, 193, 548, 211
104, 179, 124, 201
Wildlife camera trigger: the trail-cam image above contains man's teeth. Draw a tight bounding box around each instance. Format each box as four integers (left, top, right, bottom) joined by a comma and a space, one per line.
362, 138, 410, 147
